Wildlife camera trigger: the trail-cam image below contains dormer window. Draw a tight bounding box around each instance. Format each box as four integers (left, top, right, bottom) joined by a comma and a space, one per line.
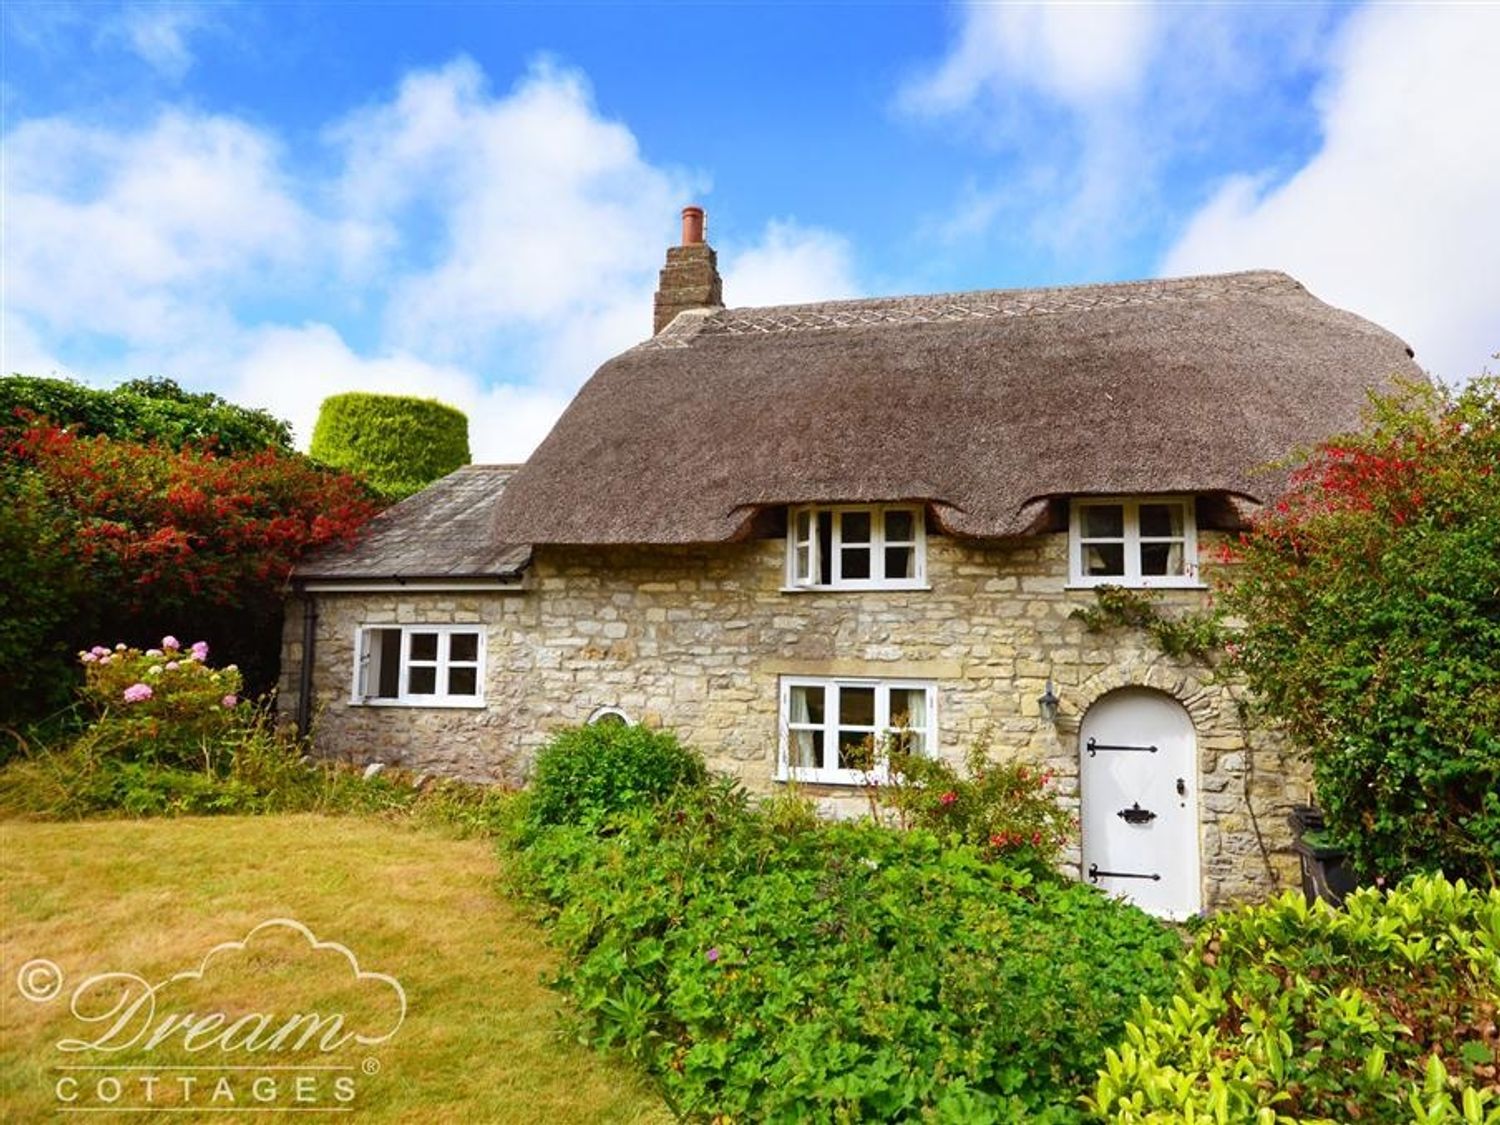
1069, 497, 1199, 587
786, 505, 927, 590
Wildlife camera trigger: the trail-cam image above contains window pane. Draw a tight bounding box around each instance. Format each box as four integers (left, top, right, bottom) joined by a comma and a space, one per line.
885, 545, 914, 579
890, 688, 927, 730
817, 512, 834, 585
1086, 543, 1126, 576
407, 665, 437, 695
838, 731, 874, 771
790, 684, 824, 724
795, 544, 811, 581
449, 633, 478, 662
1082, 505, 1124, 538
884, 509, 914, 542
375, 629, 401, 698
447, 666, 478, 696
840, 510, 872, 543
840, 686, 876, 727
1140, 503, 1184, 538
409, 632, 438, 661
795, 509, 811, 540
841, 547, 871, 580
789, 729, 822, 770
1140, 541, 1186, 576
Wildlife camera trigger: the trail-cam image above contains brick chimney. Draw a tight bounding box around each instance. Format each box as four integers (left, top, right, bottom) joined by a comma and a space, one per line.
653, 205, 723, 335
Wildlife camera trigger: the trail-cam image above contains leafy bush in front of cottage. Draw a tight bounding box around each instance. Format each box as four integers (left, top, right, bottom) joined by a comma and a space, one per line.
1, 374, 293, 453
1221, 377, 1500, 885
1091, 874, 1500, 1124
523, 722, 707, 830
309, 391, 470, 499
853, 731, 1076, 871
508, 777, 1181, 1122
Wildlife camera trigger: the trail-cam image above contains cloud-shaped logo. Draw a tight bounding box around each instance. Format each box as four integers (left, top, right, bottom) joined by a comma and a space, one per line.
53, 917, 406, 1054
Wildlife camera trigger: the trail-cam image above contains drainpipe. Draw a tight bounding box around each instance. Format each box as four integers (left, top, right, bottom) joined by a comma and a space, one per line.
296, 591, 318, 740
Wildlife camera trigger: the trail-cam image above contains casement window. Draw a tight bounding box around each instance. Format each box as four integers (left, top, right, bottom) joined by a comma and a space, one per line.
778, 677, 937, 785
786, 505, 927, 590
1069, 498, 1199, 587
353, 625, 484, 707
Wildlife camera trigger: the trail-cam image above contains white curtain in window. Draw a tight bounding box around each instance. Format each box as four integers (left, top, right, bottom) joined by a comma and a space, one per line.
788, 686, 817, 768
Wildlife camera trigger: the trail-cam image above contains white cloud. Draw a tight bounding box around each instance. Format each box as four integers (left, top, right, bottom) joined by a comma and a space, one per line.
1162, 4, 1500, 383
721, 220, 862, 308
104, 4, 214, 80
3, 111, 311, 346
331, 58, 697, 376
901, 3, 1158, 113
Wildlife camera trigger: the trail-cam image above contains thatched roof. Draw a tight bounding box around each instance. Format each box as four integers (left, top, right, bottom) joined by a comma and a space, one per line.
491, 270, 1420, 544
295, 464, 530, 581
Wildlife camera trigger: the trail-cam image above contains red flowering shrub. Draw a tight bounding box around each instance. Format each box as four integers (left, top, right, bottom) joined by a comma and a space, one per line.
2, 421, 379, 725
1220, 377, 1500, 884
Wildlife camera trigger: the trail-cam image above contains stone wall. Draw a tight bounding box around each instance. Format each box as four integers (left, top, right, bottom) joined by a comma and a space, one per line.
280, 531, 1312, 909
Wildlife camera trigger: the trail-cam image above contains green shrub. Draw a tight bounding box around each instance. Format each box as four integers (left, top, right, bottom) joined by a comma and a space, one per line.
1, 375, 292, 453
1090, 874, 1500, 1124
309, 392, 470, 499
508, 779, 1181, 1122
853, 731, 1076, 871
1220, 378, 1500, 884
524, 722, 707, 830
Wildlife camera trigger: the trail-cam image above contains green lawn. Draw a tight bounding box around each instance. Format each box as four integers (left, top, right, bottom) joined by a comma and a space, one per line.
0, 815, 668, 1123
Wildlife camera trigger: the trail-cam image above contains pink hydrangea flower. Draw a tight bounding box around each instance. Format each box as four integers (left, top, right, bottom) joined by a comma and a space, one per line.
191, 641, 210, 661
165, 661, 179, 671
90, 646, 111, 657
221, 694, 238, 708
161, 636, 180, 651
80, 652, 99, 664
145, 648, 163, 658
122, 683, 153, 704
98, 654, 112, 665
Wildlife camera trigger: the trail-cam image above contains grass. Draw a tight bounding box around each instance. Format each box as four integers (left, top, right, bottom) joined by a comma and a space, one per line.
0, 815, 668, 1123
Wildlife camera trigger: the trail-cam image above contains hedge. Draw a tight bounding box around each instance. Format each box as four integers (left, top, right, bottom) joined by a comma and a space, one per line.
309, 392, 470, 499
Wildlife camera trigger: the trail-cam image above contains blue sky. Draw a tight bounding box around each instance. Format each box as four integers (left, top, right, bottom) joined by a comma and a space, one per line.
4, 2, 1497, 459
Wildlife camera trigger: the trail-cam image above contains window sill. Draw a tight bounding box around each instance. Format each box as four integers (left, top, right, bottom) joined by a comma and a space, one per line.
776, 770, 888, 787
780, 583, 932, 595
1066, 580, 1208, 591
348, 698, 487, 710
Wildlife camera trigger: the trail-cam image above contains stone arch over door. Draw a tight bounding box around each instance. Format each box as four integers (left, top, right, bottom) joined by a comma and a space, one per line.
1079, 687, 1202, 918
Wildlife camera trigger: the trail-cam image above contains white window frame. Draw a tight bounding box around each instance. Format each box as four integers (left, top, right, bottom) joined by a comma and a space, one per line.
784, 504, 928, 591
350, 624, 486, 708
1069, 497, 1200, 588
777, 676, 938, 786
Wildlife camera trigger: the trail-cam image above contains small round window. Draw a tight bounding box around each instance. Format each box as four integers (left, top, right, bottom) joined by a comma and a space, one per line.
587, 706, 632, 727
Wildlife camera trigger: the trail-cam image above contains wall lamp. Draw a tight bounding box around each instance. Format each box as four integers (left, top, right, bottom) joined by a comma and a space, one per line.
1038, 680, 1060, 724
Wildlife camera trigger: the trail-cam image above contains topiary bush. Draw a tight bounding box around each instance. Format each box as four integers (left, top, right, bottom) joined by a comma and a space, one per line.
1091, 874, 1500, 1124
508, 777, 1181, 1122
309, 392, 470, 499
524, 722, 707, 830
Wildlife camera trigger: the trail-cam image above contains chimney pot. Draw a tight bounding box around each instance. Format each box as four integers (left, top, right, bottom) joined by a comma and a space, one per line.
681, 205, 706, 246
653, 206, 723, 334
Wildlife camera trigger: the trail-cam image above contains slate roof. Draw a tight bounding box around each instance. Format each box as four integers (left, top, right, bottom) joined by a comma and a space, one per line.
490, 270, 1421, 544
294, 463, 529, 581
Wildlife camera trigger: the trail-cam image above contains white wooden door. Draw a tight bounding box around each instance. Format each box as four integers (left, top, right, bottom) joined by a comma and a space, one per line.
1079, 688, 1201, 918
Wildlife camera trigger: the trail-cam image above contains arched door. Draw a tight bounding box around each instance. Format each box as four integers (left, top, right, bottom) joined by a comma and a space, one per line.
1079, 688, 1201, 918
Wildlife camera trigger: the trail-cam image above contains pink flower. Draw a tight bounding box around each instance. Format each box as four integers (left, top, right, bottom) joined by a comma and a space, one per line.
161, 635, 180, 651
165, 661, 179, 671
90, 646, 110, 657
80, 652, 98, 664
191, 641, 209, 661
145, 648, 163, 658
122, 683, 153, 704
221, 694, 238, 708
705, 947, 720, 963
939, 790, 958, 806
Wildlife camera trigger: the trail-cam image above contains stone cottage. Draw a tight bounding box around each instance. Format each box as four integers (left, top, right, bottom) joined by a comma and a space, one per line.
283, 207, 1420, 916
